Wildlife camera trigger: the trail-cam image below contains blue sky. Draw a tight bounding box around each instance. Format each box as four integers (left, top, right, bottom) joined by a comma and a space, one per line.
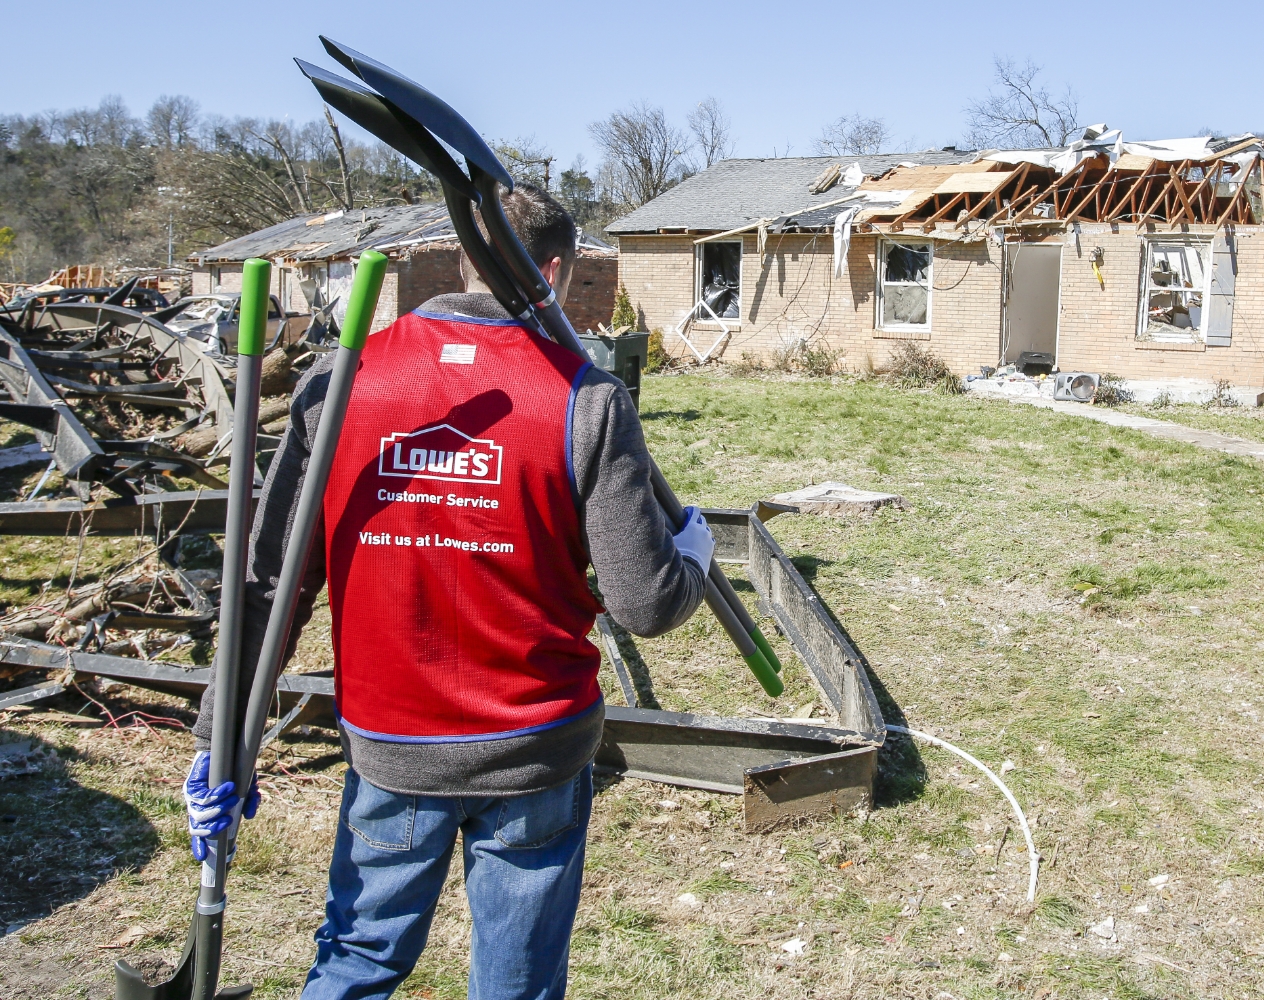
5, 0, 1259, 168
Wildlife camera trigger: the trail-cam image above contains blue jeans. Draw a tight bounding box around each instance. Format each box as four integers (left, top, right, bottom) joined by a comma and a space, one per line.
301, 764, 593, 1000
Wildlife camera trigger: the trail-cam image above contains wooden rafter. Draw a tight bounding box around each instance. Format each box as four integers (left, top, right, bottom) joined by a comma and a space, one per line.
1213, 153, 1261, 228
1117, 165, 1165, 224
1174, 160, 1221, 227
1007, 158, 1094, 225
956, 162, 1030, 229
1130, 163, 1184, 226
918, 191, 968, 233
1055, 161, 1092, 216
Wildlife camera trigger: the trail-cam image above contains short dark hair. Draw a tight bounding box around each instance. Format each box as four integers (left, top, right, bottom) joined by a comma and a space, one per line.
463, 183, 576, 278
499, 183, 576, 269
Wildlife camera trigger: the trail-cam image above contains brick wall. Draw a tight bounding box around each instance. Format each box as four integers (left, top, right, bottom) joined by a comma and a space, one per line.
618, 225, 1264, 382
564, 256, 618, 333
397, 247, 465, 314
1056, 225, 1264, 383
618, 232, 1002, 373
394, 246, 617, 330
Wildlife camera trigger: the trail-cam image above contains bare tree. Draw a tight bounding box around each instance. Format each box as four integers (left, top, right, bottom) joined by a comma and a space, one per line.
493, 135, 555, 189
964, 57, 1079, 149
589, 103, 692, 206
147, 95, 200, 149
323, 106, 354, 211
687, 97, 734, 168
814, 114, 891, 156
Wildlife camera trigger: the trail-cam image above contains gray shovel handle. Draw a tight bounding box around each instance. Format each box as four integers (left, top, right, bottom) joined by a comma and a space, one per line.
233, 345, 360, 797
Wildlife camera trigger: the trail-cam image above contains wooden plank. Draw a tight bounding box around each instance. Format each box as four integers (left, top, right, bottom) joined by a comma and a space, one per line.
1169, 160, 1198, 224
1113, 153, 1156, 172
1007, 158, 1095, 225
932, 170, 1014, 195
1209, 136, 1263, 159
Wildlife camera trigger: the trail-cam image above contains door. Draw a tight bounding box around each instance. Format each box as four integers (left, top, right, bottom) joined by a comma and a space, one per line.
1004, 243, 1062, 364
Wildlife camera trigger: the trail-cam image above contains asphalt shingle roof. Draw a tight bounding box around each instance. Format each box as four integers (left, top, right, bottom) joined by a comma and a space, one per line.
191, 204, 452, 263
606, 152, 976, 234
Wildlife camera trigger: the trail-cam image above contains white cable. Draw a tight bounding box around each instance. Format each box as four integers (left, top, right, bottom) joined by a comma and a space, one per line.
885, 724, 1039, 902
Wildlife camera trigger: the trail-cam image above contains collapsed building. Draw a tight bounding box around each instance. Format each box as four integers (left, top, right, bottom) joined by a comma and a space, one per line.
609, 131, 1264, 388
190, 203, 619, 334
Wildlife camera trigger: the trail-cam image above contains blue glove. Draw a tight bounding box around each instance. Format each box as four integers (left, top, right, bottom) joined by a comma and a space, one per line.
184, 750, 260, 861
673, 505, 715, 571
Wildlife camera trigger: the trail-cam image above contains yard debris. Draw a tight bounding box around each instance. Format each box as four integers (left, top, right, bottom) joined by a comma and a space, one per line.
0, 443, 50, 470
780, 937, 807, 955
0, 739, 56, 779
97, 925, 150, 949
0, 557, 215, 650
769, 481, 908, 517
674, 892, 701, 908
1148, 873, 1170, 886
1088, 915, 1117, 939
0, 295, 310, 503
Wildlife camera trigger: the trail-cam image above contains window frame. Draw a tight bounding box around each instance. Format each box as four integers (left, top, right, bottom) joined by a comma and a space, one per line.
1137, 237, 1212, 344
694, 239, 743, 324
876, 238, 934, 332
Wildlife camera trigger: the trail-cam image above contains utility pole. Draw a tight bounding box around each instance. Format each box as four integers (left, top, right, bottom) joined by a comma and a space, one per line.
168, 212, 174, 268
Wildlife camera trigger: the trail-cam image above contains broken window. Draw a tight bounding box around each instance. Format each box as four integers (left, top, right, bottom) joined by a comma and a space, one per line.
696, 241, 741, 320
879, 240, 932, 328
1139, 240, 1209, 342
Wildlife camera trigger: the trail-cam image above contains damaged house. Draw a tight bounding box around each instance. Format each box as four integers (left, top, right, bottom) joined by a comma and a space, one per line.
609, 132, 1264, 388
191, 203, 617, 334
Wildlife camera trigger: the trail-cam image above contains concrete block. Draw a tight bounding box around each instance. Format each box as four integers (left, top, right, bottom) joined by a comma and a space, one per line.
768, 482, 908, 516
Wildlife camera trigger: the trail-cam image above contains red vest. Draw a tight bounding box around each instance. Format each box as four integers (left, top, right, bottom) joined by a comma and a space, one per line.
323, 309, 603, 742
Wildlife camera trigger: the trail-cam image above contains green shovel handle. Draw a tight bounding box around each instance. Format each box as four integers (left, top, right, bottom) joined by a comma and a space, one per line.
340, 250, 389, 350
749, 627, 782, 674
237, 258, 271, 357
745, 650, 784, 698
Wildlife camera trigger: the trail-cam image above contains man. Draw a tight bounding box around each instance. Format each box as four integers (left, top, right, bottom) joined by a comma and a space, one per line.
187, 184, 713, 999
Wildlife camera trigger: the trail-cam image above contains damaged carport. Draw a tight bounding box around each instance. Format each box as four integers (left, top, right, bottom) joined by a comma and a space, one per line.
0, 505, 886, 833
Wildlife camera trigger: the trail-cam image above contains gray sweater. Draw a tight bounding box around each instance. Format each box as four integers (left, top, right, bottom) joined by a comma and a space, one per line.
193, 293, 706, 795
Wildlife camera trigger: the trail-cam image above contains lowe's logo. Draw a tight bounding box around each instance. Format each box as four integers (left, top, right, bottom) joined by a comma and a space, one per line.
379, 424, 503, 485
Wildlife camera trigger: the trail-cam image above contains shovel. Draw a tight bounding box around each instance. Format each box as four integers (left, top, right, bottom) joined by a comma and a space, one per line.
114, 259, 271, 999
233, 250, 388, 850
298, 43, 784, 696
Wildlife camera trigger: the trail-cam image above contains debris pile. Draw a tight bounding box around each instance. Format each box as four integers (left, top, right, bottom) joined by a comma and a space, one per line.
0, 550, 218, 656
0, 285, 310, 502
0, 740, 56, 780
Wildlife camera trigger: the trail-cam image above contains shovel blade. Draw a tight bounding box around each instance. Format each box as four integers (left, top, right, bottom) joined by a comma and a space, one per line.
295, 59, 477, 202
113, 911, 251, 1000
318, 36, 514, 190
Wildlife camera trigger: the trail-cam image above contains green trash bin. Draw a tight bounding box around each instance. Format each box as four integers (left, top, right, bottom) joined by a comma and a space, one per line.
576, 332, 650, 411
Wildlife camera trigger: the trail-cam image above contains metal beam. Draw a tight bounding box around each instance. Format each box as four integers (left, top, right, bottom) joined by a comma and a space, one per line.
0, 679, 66, 710
0, 327, 104, 482
0, 488, 256, 536
743, 746, 876, 832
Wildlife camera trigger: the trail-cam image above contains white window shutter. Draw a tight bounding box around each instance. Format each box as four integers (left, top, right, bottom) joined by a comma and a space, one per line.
1206, 232, 1236, 347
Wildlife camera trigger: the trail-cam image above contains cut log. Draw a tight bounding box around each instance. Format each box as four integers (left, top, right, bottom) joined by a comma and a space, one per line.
259, 348, 295, 397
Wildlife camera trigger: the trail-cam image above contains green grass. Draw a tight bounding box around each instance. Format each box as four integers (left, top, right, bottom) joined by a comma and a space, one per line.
1123, 400, 1264, 444
6, 371, 1264, 998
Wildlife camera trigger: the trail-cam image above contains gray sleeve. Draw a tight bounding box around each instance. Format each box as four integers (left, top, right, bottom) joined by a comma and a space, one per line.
571, 368, 706, 637
192, 356, 335, 751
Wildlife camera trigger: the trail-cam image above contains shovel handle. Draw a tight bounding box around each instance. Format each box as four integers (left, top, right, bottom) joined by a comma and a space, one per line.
234, 251, 387, 801
340, 251, 389, 350
236, 258, 270, 357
